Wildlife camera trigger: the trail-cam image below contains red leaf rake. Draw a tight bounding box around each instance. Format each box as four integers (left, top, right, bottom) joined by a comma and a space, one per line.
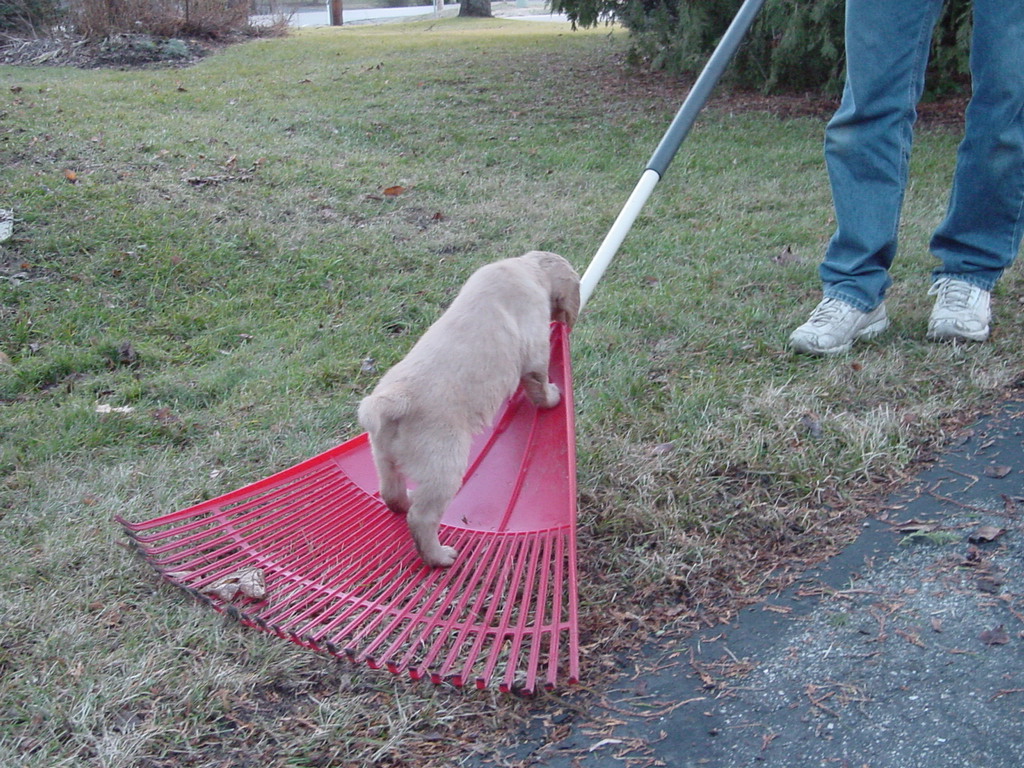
119, 325, 578, 693
117, 0, 765, 694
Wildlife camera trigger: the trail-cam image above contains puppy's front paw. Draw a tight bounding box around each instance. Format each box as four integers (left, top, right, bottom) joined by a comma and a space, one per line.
423, 545, 458, 568
541, 383, 561, 409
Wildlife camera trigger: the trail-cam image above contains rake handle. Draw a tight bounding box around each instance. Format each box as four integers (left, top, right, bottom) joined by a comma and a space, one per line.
578, 0, 768, 311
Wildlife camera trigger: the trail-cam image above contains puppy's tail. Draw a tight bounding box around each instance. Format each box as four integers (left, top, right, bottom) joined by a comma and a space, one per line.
357, 391, 410, 434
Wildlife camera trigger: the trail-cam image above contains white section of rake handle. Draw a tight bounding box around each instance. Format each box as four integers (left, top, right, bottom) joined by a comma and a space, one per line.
578, 168, 662, 312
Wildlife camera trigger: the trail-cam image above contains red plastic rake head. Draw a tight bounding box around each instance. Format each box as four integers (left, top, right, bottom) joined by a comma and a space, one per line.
118, 323, 579, 694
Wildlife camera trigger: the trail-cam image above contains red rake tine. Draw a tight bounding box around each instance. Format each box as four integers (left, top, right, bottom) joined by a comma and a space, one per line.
356, 529, 486, 673
439, 534, 519, 686
152, 477, 364, 590
328, 551, 468, 668
501, 532, 547, 694
473, 533, 539, 692
555, 529, 581, 687
456, 534, 524, 687
303, 552, 448, 657
524, 531, 556, 693
381, 531, 502, 681
244, 497, 403, 627
125, 468, 347, 563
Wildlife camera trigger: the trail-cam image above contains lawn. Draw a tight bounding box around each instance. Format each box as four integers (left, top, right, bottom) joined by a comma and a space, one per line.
2, 16, 1019, 767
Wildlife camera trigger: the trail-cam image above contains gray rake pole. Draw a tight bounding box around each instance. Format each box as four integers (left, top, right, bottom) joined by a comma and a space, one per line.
578, 0, 768, 311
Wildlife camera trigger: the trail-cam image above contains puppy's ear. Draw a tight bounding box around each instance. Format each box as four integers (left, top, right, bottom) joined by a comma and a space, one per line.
523, 251, 581, 328
550, 264, 581, 329
557, 282, 581, 331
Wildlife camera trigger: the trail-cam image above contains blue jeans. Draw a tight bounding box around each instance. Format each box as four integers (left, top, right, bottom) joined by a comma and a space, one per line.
820, 0, 1024, 312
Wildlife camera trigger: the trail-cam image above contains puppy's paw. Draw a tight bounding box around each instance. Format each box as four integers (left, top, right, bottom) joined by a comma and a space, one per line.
382, 495, 410, 516
423, 545, 458, 568
541, 383, 561, 409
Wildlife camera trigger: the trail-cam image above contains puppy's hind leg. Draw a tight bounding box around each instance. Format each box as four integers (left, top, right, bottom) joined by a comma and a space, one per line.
368, 438, 410, 515
376, 454, 411, 516
360, 395, 411, 514
405, 466, 462, 569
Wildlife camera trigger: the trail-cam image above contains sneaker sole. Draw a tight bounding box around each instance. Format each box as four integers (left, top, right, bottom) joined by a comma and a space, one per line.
790, 316, 889, 356
926, 323, 989, 342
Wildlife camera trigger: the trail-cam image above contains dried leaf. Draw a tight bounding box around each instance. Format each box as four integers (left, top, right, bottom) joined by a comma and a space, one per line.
236, 567, 266, 599
383, 185, 406, 197
890, 519, 941, 534
204, 580, 240, 601
0, 209, 13, 242
800, 412, 823, 438
772, 245, 803, 265
64, 169, 78, 183
968, 525, 1006, 544
95, 404, 135, 414
203, 567, 266, 602
984, 465, 1012, 479
980, 625, 1010, 646
151, 407, 181, 425
976, 576, 1005, 594
117, 341, 138, 367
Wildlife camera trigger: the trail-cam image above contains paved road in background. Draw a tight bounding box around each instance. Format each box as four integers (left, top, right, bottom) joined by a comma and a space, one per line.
254, 3, 569, 26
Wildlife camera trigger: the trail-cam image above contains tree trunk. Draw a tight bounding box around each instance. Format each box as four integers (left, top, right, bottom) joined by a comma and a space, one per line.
458, 0, 492, 17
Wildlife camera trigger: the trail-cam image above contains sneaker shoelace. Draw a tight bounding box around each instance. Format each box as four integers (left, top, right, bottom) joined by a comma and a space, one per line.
929, 278, 976, 310
807, 298, 847, 326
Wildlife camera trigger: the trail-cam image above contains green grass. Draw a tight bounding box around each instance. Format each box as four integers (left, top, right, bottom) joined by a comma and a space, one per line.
3, 16, 1022, 767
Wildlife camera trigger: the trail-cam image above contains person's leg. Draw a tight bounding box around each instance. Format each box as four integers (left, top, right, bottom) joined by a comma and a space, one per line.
819, 0, 946, 312
930, 0, 1024, 290
790, 0, 944, 354
927, 0, 1024, 342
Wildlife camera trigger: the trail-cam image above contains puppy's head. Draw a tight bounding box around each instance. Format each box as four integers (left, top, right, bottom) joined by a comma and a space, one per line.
520, 250, 581, 329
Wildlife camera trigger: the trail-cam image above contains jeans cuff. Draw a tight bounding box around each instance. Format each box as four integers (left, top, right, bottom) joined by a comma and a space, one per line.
822, 290, 878, 313
932, 272, 997, 292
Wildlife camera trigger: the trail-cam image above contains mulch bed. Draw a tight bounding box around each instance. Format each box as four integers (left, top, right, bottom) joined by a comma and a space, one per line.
0, 32, 218, 68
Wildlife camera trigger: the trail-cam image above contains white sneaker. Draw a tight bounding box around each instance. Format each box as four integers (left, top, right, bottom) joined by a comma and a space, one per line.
789, 298, 889, 355
927, 277, 991, 341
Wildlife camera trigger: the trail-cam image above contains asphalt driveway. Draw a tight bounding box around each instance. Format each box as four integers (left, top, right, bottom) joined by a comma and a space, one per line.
489, 391, 1024, 767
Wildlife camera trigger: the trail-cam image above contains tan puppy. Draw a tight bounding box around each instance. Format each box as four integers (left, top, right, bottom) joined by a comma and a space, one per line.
358, 251, 580, 567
